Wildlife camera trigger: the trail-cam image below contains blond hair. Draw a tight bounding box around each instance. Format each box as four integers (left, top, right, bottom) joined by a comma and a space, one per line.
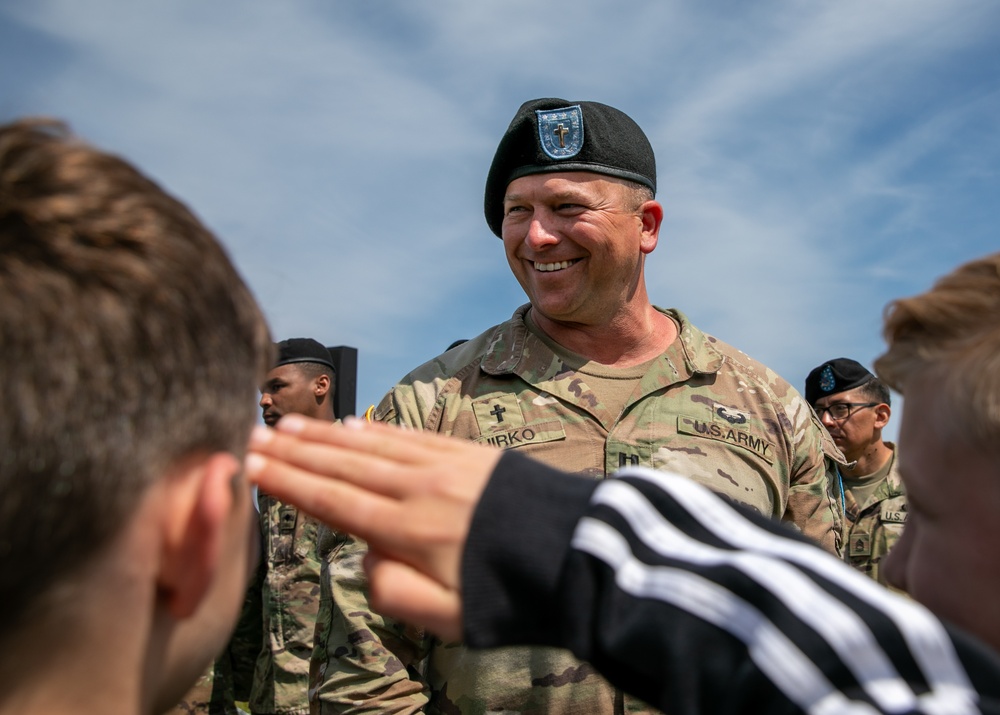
875, 252, 1000, 450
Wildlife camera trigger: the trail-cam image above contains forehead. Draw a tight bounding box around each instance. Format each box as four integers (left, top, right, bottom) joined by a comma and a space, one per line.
897, 378, 1000, 492
505, 171, 631, 198
897, 387, 955, 493
812, 385, 869, 407
262, 363, 308, 385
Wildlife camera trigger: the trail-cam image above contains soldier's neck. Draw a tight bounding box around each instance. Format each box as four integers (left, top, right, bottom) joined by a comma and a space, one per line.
843, 440, 894, 480
529, 305, 677, 368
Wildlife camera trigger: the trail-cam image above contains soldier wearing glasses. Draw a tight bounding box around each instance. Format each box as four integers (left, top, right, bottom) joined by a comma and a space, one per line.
806, 358, 907, 586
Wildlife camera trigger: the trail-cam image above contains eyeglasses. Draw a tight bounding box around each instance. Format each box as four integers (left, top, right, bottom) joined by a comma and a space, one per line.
813, 402, 880, 421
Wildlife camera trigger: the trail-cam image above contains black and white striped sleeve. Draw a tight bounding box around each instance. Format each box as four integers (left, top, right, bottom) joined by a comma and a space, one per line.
461, 451, 1000, 714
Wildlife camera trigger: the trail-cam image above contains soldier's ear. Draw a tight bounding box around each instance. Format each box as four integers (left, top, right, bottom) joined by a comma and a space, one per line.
314, 373, 331, 398
638, 200, 664, 255
873, 403, 891, 430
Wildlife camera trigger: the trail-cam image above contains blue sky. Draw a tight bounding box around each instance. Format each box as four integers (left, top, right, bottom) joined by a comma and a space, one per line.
3, 1, 998, 440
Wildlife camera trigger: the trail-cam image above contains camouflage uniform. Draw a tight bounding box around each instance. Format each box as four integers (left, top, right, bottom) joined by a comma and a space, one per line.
312, 305, 844, 715
309, 526, 429, 714
843, 443, 907, 586
236, 492, 322, 715
169, 658, 239, 715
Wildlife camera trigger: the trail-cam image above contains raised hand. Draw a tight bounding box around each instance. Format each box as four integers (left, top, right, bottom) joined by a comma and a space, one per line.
245, 416, 502, 641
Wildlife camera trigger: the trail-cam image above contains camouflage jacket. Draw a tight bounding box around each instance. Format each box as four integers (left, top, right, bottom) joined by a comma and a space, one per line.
238, 492, 322, 715
310, 527, 429, 714
312, 305, 844, 715
843, 443, 907, 586
169, 658, 240, 715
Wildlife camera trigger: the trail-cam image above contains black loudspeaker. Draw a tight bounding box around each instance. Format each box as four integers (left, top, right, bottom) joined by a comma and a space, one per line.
326, 346, 358, 419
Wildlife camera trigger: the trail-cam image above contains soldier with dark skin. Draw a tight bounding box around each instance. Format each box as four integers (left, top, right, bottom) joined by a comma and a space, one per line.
229, 340, 334, 715
806, 359, 905, 585
259, 340, 337, 428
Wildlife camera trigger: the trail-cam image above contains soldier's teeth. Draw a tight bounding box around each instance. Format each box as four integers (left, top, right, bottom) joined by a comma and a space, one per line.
535, 260, 575, 272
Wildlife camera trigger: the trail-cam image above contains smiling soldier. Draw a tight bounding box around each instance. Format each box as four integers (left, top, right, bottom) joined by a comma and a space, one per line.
309, 99, 845, 715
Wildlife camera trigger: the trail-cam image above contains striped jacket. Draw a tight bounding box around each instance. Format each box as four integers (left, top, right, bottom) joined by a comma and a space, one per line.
463, 451, 1000, 714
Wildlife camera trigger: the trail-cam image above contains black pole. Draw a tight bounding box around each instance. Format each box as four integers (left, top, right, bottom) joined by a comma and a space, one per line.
326, 345, 358, 419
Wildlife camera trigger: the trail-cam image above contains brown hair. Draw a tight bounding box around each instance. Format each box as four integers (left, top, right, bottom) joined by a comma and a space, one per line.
621, 180, 655, 214
875, 252, 1000, 450
0, 118, 272, 640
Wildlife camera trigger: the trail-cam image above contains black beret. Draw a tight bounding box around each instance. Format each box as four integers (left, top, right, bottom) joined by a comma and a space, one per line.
805, 358, 874, 405
484, 98, 657, 237
275, 338, 335, 372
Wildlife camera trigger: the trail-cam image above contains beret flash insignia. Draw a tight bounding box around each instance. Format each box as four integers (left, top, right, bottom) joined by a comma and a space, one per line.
819, 364, 836, 393
536, 105, 584, 159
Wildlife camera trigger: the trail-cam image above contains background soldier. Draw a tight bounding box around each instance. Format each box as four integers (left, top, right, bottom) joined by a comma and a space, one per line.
806, 358, 905, 586
232, 339, 335, 715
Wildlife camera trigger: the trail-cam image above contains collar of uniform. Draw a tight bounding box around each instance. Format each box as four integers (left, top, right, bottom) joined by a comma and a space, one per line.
660, 308, 724, 380
479, 305, 725, 382
480, 304, 554, 377
871, 443, 905, 500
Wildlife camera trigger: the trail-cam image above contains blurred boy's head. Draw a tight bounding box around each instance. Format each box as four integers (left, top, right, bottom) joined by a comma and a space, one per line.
0, 118, 272, 712
877, 252, 1000, 650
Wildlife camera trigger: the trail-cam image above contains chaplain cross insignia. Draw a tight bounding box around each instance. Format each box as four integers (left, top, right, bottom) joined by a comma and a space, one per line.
553, 123, 569, 148
490, 404, 507, 423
